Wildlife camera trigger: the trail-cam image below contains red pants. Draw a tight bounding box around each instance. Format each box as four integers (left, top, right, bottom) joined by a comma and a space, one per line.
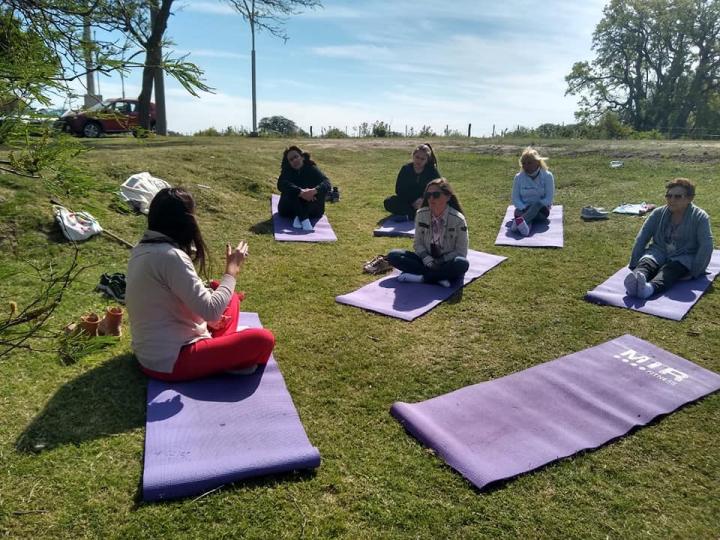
141, 289, 275, 382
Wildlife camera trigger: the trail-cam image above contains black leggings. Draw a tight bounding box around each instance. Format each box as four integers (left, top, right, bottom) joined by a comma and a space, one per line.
278, 193, 325, 221
635, 258, 690, 294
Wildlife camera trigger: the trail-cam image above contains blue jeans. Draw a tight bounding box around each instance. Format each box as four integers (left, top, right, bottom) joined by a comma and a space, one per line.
387, 249, 469, 284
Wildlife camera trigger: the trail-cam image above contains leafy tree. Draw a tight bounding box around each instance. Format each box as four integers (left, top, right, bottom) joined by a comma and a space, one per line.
371, 120, 389, 137
566, 0, 720, 135
258, 115, 303, 135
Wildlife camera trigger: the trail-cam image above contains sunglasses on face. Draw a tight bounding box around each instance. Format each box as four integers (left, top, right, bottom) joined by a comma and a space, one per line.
424, 191, 444, 199
665, 193, 685, 200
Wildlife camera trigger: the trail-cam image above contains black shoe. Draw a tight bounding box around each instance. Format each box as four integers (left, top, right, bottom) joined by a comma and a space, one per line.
330, 186, 340, 203
96, 272, 126, 304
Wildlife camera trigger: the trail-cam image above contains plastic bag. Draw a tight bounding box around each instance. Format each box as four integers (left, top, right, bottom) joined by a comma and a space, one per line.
53, 205, 103, 241
119, 172, 170, 214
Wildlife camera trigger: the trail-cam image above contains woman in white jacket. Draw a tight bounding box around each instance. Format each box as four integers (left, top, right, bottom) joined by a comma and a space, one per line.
126, 188, 275, 381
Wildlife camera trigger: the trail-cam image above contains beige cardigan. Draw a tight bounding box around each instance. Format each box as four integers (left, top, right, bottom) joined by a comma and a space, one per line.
126, 230, 236, 373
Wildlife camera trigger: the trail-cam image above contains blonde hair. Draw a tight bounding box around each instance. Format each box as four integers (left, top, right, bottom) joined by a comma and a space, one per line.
519, 147, 548, 171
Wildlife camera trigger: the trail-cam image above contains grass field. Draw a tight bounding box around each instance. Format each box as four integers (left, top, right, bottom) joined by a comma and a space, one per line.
0, 136, 718, 539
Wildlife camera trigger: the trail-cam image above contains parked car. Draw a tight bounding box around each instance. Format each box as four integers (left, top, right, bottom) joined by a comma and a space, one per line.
55, 99, 156, 137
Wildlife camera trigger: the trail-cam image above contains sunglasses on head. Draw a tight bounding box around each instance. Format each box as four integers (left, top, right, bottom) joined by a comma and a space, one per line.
424, 191, 444, 199
665, 192, 685, 200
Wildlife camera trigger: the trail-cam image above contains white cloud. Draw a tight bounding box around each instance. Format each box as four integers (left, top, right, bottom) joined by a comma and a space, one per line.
310, 44, 392, 61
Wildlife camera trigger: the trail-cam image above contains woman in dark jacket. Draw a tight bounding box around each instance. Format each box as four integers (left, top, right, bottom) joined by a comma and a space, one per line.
277, 145, 332, 231
383, 143, 440, 220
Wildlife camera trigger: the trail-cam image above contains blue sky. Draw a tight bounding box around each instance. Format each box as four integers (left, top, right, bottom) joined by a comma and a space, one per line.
70, 0, 608, 135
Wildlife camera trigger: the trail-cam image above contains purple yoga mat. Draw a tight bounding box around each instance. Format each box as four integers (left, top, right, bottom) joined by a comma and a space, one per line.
585, 250, 720, 321
495, 205, 564, 247
271, 194, 337, 242
373, 216, 415, 238
335, 250, 506, 321
142, 312, 320, 502
391, 334, 720, 491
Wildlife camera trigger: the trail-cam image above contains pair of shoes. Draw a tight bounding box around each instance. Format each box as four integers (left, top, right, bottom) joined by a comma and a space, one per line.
96, 273, 126, 304
581, 206, 609, 220
397, 272, 424, 283
326, 186, 340, 203
515, 217, 530, 236
363, 255, 393, 275
65, 306, 124, 337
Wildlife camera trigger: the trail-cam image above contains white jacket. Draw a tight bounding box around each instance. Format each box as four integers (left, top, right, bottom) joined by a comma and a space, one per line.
126, 230, 236, 373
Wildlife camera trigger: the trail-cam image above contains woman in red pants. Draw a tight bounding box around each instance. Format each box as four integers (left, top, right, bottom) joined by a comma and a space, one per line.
126, 187, 275, 381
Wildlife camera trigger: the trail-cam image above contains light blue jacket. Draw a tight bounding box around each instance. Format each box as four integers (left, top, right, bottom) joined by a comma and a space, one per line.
629, 203, 714, 278
511, 169, 554, 210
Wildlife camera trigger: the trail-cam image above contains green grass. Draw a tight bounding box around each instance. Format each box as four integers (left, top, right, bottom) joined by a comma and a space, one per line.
1, 136, 718, 539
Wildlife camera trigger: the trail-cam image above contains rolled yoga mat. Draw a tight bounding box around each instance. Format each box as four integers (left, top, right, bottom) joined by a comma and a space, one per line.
585, 250, 720, 321
271, 194, 337, 242
391, 334, 720, 491
142, 312, 321, 502
495, 205, 564, 248
335, 250, 506, 321
373, 216, 416, 238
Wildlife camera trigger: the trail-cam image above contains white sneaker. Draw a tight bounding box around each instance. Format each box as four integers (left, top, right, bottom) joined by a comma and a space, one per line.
397, 272, 424, 283
292, 216, 302, 229
437, 279, 451, 288
301, 218, 313, 231
636, 272, 655, 299
623, 271, 638, 296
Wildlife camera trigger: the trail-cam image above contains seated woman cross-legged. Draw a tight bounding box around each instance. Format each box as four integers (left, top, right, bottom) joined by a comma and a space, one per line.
624, 178, 714, 299
277, 145, 332, 232
384, 143, 440, 220
387, 178, 469, 288
126, 188, 275, 381
510, 147, 555, 236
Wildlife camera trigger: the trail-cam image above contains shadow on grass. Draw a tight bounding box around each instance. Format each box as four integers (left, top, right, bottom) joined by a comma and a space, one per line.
249, 217, 274, 235
16, 353, 146, 453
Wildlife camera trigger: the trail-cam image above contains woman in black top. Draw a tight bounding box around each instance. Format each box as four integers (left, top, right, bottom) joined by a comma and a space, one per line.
277, 145, 332, 231
383, 143, 440, 220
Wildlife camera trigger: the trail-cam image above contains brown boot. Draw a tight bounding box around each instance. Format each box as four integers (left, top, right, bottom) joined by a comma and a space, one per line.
98, 306, 123, 337
78, 313, 101, 336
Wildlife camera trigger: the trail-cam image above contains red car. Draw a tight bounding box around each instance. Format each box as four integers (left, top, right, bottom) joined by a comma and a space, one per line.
57, 98, 156, 137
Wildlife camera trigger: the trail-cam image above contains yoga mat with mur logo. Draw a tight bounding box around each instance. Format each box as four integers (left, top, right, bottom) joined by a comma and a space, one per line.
391, 335, 720, 491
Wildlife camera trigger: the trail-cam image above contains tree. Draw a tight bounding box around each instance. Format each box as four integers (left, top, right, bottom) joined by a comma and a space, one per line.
566, 0, 720, 135
258, 115, 302, 135
224, 0, 321, 134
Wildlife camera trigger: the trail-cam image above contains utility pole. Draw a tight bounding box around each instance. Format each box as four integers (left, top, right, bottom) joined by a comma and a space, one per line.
249, 0, 258, 136
82, 15, 101, 108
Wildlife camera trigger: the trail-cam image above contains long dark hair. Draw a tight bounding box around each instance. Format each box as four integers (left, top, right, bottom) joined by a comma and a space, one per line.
422, 177, 463, 214
281, 145, 316, 174
412, 143, 438, 171
147, 187, 209, 275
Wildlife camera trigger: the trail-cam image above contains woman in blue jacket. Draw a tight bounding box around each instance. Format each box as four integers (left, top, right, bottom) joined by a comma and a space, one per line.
510, 147, 554, 236
625, 178, 714, 298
